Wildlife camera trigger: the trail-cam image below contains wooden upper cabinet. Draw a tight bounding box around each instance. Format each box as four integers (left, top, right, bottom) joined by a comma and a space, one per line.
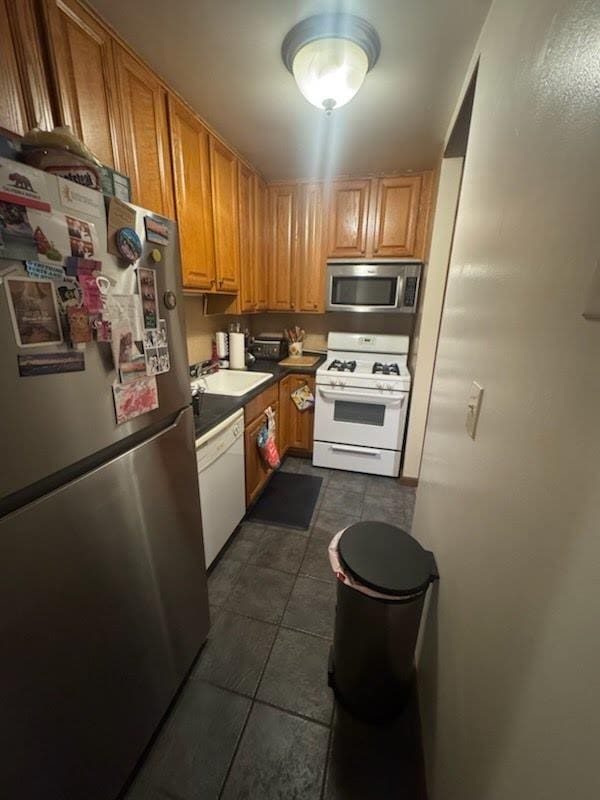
209, 137, 240, 292
327, 179, 371, 257
253, 175, 268, 310
168, 95, 215, 290
298, 182, 326, 312
371, 175, 422, 257
1, 0, 53, 135
0, 0, 29, 135
44, 0, 121, 166
269, 184, 298, 311
113, 44, 173, 216
238, 162, 255, 310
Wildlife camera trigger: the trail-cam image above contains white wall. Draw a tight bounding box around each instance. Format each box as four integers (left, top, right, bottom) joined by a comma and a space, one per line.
403, 158, 463, 479
412, 0, 600, 798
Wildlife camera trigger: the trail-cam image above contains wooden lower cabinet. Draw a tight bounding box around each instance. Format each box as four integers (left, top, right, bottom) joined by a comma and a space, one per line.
279, 374, 315, 457
244, 399, 279, 507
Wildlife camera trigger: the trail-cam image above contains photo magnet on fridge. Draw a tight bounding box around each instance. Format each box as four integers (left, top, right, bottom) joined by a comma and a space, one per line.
137, 267, 158, 330
4, 276, 63, 347
144, 215, 169, 246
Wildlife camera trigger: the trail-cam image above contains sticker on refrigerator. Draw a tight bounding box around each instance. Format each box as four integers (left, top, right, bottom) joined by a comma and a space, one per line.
25, 260, 66, 282
113, 376, 159, 424
4, 276, 63, 347
137, 267, 158, 330
144, 215, 169, 246
143, 319, 170, 376
65, 256, 102, 277
55, 279, 83, 312
79, 274, 103, 314
116, 227, 142, 263
17, 350, 85, 377
0, 158, 51, 212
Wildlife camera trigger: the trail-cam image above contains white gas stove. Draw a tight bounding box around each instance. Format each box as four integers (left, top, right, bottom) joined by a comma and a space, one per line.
313, 333, 411, 477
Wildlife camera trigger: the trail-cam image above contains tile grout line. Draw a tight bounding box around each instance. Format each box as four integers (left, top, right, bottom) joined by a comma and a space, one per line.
216, 495, 324, 799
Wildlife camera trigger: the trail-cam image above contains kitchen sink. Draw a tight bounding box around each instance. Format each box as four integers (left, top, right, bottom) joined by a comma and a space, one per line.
192, 370, 272, 397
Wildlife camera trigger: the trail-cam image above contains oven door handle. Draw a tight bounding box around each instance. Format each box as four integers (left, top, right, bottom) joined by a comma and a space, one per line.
318, 387, 405, 407
330, 444, 382, 456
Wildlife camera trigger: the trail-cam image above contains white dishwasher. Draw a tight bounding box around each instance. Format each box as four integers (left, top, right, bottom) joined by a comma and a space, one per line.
196, 409, 245, 568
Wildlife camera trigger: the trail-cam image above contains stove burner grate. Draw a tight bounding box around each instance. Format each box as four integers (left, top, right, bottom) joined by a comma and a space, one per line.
373, 362, 400, 376
328, 359, 357, 373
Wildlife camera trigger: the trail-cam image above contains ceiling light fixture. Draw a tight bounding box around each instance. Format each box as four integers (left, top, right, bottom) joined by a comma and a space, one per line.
282, 13, 380, 115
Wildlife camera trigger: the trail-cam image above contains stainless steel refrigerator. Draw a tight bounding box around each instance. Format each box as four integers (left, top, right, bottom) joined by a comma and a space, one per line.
0, 163, 209, 800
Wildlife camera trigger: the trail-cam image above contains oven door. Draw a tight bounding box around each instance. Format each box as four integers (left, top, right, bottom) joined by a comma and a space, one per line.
314, 385, 408, 450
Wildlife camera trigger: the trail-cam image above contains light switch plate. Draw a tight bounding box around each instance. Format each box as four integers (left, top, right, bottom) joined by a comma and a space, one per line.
466, 382, 484, 439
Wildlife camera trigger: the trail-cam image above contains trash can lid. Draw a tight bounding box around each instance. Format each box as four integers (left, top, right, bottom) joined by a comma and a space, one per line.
338, 522, 438, 597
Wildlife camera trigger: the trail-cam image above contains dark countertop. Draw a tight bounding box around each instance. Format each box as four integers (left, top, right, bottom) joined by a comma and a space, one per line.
193, 354, 325, 439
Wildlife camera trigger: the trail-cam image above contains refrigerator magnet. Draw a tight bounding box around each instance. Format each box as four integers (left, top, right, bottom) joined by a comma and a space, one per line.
143, 320, 170, 376
144, 215, 169, 246
116, 227, 142, 264
17, 351, 85, 377
4, 276, 63, 347
137, 267, 158, 330
67, 305, 92, 344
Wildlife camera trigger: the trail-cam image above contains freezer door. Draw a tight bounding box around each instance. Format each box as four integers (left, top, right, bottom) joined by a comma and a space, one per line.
0, 170, 190, 500
0, 406, 209, 800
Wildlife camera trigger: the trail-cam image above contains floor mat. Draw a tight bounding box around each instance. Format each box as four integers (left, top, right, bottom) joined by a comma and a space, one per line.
247, 471, 322, 530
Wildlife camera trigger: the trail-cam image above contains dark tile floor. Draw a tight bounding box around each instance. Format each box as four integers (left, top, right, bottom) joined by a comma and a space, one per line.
125, 457, 425, 800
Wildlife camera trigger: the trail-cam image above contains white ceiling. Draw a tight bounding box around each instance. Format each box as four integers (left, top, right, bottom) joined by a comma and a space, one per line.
89, 0, 491, 181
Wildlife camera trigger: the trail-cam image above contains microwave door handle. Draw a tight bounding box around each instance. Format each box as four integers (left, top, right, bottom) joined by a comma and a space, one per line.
318, 387, 405, 406
395, 275, 402, 308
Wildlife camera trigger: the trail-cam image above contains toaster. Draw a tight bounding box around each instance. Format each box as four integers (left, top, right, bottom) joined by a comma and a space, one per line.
250, 337, 288, 361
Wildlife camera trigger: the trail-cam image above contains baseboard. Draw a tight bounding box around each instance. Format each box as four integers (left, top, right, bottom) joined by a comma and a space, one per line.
400, 476, 419, 487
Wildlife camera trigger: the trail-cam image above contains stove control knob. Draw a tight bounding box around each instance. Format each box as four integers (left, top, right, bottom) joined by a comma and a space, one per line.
330, 378, 336, 387
376, 381, 384, 390
339, 379, 346, 387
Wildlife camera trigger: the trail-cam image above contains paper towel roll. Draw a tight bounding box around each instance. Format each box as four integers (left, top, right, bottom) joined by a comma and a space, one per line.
229, 332, 245, 370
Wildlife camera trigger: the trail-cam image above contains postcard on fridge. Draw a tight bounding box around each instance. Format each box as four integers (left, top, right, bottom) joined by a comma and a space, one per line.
113, 376, 159, 425
5, 276, 63, 347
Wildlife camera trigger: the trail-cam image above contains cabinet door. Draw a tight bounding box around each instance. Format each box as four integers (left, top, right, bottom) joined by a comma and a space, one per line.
168, 95, 215, 290
0, 0, 28, 135
371, 175, 422, 257
278, 375, 292, 458
113, 45, 173, 216
283, 374, 315, 454
327, 179, 370, 257
238, 162, 255, 310
268, 184, 298, 311
209, 137, 240, 292
298, 183, 326, 312
44, 0, 121, 167
1, 0, 53, 135
253, 174, 268, 311
244, 403, 278, 507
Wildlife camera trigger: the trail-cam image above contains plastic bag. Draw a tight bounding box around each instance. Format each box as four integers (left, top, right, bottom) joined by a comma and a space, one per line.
257, 405, 280, 468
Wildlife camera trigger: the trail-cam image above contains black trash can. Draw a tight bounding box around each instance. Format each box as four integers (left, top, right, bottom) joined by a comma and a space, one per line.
328, 521, 438, 722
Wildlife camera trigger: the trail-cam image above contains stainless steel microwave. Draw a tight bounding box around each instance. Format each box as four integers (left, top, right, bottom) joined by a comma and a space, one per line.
326, 260, 422, 313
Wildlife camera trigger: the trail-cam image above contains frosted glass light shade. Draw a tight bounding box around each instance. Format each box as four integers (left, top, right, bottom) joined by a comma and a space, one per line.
292, 37, 369, 112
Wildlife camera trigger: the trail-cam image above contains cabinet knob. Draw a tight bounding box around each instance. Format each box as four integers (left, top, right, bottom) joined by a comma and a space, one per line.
291, 301, 295, 309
